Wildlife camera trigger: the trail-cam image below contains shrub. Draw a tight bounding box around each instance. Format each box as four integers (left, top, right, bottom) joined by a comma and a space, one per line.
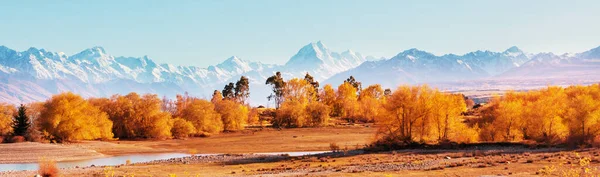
214, 100, 248, 131
39, 92, 114, 142
305, 102, 330, 127
171, 118, 196, 139
10, 136, 25, 143
38, 159, 59, 177
330, 142, 340, 152
177, 99, 223, 134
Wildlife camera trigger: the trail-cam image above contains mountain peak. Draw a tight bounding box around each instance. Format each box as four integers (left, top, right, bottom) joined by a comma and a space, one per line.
398, 48, 434, 57
579, 45, 600, 59
225, 56, 242, 62
505, 46, 521, 52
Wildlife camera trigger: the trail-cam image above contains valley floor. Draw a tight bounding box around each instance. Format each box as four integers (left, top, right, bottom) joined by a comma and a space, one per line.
2, 126, 600, 176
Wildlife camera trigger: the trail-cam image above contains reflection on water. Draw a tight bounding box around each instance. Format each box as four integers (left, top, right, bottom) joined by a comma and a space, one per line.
0, 151, 330, 172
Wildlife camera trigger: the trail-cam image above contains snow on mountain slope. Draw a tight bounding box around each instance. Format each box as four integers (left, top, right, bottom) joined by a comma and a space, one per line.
325, 46, 600, 89
283, 41, 366, 80
1, 43, 599, 105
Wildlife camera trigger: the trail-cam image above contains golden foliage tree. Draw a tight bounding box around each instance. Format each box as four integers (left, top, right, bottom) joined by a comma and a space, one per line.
377, 85, 436, 143
214, 99, 248, 131
178, 99, 223, 134
564, 85, 600, 145
336, 82, 360, 121
275, 100, 307, 128
0, 103, 16, 136
305, 101, 330, 127
430, 93, 470, 142
171, 118, 196, 139
39, 92, 113, 141
358, 84, 385, 122
97, 93, 173, 139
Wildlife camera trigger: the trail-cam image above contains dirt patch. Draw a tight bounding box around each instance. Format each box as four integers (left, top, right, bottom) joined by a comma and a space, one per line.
0, 142, 104, 164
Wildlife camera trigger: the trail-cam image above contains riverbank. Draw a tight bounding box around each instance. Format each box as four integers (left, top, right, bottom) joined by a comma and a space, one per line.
0, 126, 376, 164
4, 145, 598, 177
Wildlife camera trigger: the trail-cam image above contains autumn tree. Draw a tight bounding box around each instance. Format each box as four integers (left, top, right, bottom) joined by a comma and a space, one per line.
564, 85, 600, 145
179, 99, 223, 134
39, 92, 113, 142
211, 90, 223, 104
274, 78, 328, 127
266, 71, 286, 108
12, 104, 30, 137
358, 84, 385, 122
0, 103, 16, 136
305, 102, 330, 127
493, 93, 524, 141
274, 100, 306, 128
344, 76, 362, 94
336, 82, 360, 121
429, 93, 473, 142
376, 85, 435, 144
161, 96, 177, 115
214, 99, 248, 131
171, 118, 196, 139
98, 93, 173, 139
304, 73, 320, 99
320, 84, 336, 109
523, 87, 569, 144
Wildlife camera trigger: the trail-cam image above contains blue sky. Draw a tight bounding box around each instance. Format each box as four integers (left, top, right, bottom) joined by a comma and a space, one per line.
1, 0, 599, 67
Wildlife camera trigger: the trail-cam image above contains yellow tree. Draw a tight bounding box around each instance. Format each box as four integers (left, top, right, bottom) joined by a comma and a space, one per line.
430, 93, 468, 142
377, 85, 435, 143
39, 92, 113, 142
179, 99, 223, 134
336, 82, 360, 121
524, 87, 569, 144
358, 84, 384, 122
565, 86, 600, 145
320, 84, 336, 116
171, 118, 196, 139
275, 100, 307, 127
99, 93, 173, 139
0, 103, 16, 136
283, 78, 316, 104
214, 99, 248, 131
305, 101, 330, 127
493, 92, 524, 141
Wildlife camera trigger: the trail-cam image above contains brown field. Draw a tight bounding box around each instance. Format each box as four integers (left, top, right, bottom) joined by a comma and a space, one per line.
0, 125, 376, 163
2, 126, 600, 177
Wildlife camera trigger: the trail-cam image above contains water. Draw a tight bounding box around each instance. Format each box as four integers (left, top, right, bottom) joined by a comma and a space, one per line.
0, 151, 330, 172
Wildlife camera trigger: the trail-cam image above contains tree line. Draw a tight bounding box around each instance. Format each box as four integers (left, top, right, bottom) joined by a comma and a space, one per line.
0, 72, 598, 146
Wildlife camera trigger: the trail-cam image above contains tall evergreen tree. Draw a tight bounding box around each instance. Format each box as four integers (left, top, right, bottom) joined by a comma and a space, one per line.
12, 104, 30, 137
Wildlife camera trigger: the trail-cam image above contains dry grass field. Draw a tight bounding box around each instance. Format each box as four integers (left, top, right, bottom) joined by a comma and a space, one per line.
2, 126, 600, 177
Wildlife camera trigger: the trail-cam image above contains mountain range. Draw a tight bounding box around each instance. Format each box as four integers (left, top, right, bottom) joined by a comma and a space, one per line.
1, 42, 599, 105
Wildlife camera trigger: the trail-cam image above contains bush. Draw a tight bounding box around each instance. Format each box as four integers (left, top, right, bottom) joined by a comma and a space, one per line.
38, 159, 59, 177
39, 92, 114, 142
305, 102, 330, 127
330, 142, 340, 152
171, 118, 196, 139
10, 136, 25, 143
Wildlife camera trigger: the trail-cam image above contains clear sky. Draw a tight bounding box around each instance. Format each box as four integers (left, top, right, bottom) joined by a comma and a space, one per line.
1, 0, 599, 67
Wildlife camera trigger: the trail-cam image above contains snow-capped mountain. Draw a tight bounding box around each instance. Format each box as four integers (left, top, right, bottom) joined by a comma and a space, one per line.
1, 42, 599, 105
0, 41, 366, 105
325, 46, 600, 89
283, 41, 366, 80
